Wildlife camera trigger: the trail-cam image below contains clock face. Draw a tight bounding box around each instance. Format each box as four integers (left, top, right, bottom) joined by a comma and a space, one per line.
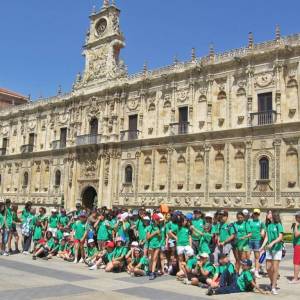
95, 19, 107, 36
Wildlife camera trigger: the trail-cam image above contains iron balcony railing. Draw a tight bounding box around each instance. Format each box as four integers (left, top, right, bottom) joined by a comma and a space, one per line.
76, 134, 102, 146
169, 122, 191, 135
120, 130, 140, 141
0, 148, 6, 156
250, 110, 277, 126
51, 140, 66, 150
20, 144, 33, 153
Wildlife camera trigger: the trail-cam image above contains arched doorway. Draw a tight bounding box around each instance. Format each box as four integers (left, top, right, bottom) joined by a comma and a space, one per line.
82, 186, 98, 210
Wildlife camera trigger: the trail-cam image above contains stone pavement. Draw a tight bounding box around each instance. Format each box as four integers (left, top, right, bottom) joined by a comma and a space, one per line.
0, 245, 299, 300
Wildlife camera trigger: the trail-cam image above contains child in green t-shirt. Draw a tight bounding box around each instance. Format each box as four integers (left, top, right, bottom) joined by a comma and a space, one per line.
128, 247, 149, 277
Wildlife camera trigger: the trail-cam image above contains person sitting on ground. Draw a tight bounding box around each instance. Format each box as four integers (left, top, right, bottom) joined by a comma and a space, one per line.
32, 231, 55, 260
105, 237, 127, 273
176, 253, 197, 282
207, 259, 268, 296
190, 253, 218, 287
84, 239, 98, 264
89, 240, 115, 270
129, 248, 149, 277
125, 241, 139, 266
211, 254, 236, 288
47, 236, 60, 259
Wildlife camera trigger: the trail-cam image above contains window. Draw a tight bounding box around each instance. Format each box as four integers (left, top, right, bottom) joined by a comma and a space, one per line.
259, 157, 269, 180
258, 93, 272, 112
55, 170, 61, 186
23, 172, 29, 187
125, 165, 133, 184
90, 118, 98, 136
60, 128, 67, 148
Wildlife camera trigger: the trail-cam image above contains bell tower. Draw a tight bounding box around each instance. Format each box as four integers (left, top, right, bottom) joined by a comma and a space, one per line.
76, 0, 126, 87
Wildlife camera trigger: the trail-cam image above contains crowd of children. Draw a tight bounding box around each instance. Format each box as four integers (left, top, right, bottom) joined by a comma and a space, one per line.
1, 198, 300, 296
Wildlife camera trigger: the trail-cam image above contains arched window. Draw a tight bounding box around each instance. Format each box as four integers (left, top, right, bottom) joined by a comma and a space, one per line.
23, 172, 29, 187
90, 117, 98, 136
259, 157, 269, 180
55, 170, 61, 186
125, 165, 133, 184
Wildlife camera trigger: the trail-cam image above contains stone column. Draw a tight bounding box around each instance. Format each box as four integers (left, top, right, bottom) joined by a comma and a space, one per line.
187, 146, 191, 191
167, 147, 173, 202
274, 138, 282, 206
204, 144, 211, 204
225, 143, 230, 190
245, 139, 252, 205
134, 151, 141, 204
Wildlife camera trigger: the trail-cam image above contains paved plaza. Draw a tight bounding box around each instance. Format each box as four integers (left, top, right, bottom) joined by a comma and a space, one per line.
0, 245, 298, 300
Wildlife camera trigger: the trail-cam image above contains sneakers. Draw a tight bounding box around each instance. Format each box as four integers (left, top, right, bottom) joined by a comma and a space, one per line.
32, 256, 37, 260
2, 252, 9, 256
207, 287, 215, 296
183, 278, 191, 285
79, 258, 84, 263
271, 288, 279, 295
73, 259, 78, 264
149, 272, 156, 280
255, 271, 262, 279
22, 251, 29, 255
288, 279, 300, 284
89, 264, 97, 270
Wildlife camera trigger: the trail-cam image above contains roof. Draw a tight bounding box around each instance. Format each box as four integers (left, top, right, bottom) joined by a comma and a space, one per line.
0, 87, 27, 100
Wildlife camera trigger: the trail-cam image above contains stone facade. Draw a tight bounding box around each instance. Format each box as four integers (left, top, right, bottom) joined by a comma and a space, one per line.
0, 1, 300, 225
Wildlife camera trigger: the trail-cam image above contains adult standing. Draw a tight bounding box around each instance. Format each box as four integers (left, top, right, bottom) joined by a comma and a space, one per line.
21, 201, 33, 254
260, 211, 284, 295
289, 211, 300, 283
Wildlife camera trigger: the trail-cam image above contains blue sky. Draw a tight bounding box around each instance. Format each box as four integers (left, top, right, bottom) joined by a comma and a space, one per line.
0, 0, 299, 99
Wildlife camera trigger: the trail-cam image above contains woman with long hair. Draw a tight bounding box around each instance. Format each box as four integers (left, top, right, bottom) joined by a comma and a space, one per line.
260, 210, 284, 295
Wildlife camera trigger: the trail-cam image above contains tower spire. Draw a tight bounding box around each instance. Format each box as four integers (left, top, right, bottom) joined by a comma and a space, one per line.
275, 24, 281, 41
248, 32, 254, 48
103, 0, 109, 8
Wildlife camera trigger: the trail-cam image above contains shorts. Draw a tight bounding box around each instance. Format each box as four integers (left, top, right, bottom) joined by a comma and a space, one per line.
249, 240, 261, 252
168, 239, 176, 248
266, 250, 282, 261
294, 245, 300, 265
74, 239, 84, 245
48, 228, 57, 237
177, 245, 194, 256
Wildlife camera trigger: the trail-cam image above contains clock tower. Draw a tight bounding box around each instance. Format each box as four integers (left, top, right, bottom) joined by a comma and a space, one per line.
77, 0, 126, 87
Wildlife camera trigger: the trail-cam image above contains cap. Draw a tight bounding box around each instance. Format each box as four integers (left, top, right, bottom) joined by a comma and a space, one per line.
241, 259, 252, 267
131, 241, 139, 247
218, 253, 228, 260
79, 212, 87, 218
219, 210, 228, 216
75, 202, 81, 207
143, 216, 150, 221
132, 210, 139, 216
295, 211, 300, 217
205, 212, 214, 219
63, 232, 70, 237
253, 208, 261, 214
105, 241, 115, 248
242, 209, 250, 216
51, 208, 57, 213
115, 236, 123, 242
185, 213, 193, 221
193, 209, 201, 214
121, 212, 129, 220
152, 214, 160, 221
199, 253, 209, 258
88, 239, 94, 243
157, 213, 165, 221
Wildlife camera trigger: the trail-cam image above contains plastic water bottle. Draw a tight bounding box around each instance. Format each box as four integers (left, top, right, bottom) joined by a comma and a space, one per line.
259, 251, 266, 264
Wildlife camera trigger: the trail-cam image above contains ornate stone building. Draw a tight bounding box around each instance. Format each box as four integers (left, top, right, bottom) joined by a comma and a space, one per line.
0, 1, 300, 224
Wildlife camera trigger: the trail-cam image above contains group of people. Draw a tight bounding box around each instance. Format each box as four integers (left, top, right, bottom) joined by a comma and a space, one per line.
0, 198, 300, 296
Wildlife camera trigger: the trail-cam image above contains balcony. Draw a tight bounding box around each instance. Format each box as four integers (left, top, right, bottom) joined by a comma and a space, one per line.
169, 122, 191, 135
0, 148, 6, 156
120, 130, 140, 141
250, 111, 277, 126
20, 144, 33, 153
76, 134, 102, 146
51, 140, 66, 150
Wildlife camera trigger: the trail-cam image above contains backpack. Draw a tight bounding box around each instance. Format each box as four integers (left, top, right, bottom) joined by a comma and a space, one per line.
21, 217, 32, 237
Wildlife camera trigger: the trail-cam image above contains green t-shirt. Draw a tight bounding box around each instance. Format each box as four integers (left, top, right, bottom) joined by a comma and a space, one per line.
249, 219, 265, 241
86, 246, 98, 257
167, 221, 178, 236
59, 242, 67, 251
199, 232, 212, 254
266, 223, 284, 251
6, 207, 13, 228
30, 215, 37, 231
218, 262, 235, 275
73, 221, 87, 240
48, 215, 59, 229
202, 261, 217, 278
21, 209, 30, 224
191, 219, 204, 240
234, 221, 251, 249
47, 238, 55, 249
147, 224, 161, 249
58, 215, 69, 227
112, 246, 128, 259
218, 222, 235, 243
293, 224, 300, 246
117, 221, 130, 242
176, 226, 190, 246
186, 256, 197, 270
211, 223, 219, 235
97, 220, 110, 241
237, 270, 254, 292
33, 226, 43, 241
0, 213, 5, 228
56, 230, 64, 241
139, 256, 149, 272
136, 219, 147, 241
